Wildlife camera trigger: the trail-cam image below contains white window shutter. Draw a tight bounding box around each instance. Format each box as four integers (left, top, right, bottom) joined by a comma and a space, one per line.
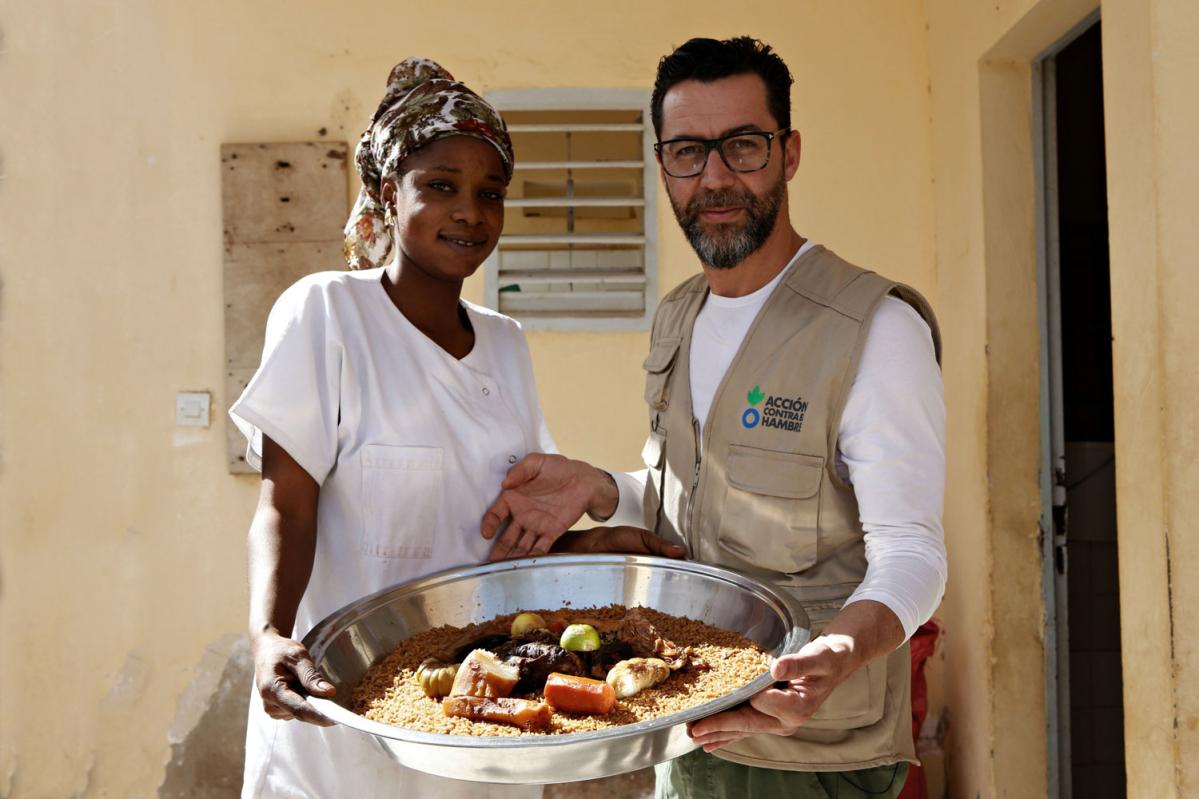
483, 89, 658, 331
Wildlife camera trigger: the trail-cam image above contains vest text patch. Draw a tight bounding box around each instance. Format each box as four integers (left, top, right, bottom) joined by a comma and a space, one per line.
741, 385, 807, 432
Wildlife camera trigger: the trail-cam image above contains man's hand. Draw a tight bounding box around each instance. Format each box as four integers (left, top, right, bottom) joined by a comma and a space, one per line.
688, 635, 855, 751
252, 630, 337, 726
691, 600, 905, 750
686, 704, 799, 752
552, 526, 687, 558
482, 453, 618, 561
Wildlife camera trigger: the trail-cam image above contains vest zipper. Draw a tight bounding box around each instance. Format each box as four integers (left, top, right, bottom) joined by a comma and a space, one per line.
650, 415, 666, 537
685, 416, 702, 558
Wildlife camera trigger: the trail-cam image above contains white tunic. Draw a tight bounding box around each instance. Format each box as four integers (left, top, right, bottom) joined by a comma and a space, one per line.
610, 243, 947, 641
230, 268, 549, 799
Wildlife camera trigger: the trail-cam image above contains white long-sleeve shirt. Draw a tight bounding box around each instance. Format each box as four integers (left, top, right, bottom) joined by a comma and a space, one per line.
609, 243, 947, 641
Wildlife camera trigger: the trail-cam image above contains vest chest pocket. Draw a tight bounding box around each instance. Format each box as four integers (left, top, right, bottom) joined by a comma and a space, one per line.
642, 338, 681, 411
716, 444, 823, 574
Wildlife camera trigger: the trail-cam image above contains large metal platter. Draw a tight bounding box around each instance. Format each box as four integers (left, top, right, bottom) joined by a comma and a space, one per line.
302, 554, 808, 784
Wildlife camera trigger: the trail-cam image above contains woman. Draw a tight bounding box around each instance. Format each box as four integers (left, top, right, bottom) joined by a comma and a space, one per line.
232, 58, 680, 797
230, 58, 550, 799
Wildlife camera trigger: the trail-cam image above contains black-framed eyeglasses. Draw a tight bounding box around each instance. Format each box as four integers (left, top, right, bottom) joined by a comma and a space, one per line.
654, 128, 789, 178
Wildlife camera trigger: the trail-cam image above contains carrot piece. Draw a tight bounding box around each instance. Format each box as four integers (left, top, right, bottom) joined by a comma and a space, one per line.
543, 671, 617, 715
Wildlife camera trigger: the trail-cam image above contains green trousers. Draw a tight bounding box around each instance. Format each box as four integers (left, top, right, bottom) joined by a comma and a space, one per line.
655, 749, 910, 799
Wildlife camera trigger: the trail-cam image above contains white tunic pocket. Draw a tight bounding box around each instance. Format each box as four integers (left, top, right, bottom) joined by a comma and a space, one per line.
361, 444, 443, 559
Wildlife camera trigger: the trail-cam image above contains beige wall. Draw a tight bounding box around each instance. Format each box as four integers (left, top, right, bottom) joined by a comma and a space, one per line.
923, 3, 1107, 795
0, 2, 936, 796
1102, 0, 1199, 795
925, 0, 1199, 796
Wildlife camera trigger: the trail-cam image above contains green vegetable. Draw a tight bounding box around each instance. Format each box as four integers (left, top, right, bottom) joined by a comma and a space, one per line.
559, 623, 601, 652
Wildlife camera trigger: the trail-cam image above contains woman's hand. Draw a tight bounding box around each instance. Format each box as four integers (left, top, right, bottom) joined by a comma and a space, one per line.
482, 453, 618, 560
252, 630, 337, 726
550, 526, 686, 558
248, 437, 331, 725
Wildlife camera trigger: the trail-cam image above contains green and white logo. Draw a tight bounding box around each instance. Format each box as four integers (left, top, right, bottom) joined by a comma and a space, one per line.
741, 385, 765, 428
741, 385, 807, 432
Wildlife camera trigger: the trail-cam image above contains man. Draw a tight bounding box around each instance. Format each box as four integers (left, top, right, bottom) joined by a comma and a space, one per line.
482, 37, 946, 799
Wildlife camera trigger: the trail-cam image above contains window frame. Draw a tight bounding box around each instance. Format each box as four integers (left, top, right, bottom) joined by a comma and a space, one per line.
482, 88, 659, 331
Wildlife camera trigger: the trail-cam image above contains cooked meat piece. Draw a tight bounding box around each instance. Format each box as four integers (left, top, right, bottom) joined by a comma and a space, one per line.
449, 649, 520, 698
495, 641, 584, 693
442, 696, 553, 732
617, 607, 701, 670
616, 608, 662, 657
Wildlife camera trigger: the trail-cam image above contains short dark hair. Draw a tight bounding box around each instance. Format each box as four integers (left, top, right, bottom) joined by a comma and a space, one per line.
650, 37, 794, 139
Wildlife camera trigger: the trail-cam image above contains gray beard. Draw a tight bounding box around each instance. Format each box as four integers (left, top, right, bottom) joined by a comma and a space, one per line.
670, 179, 785, 270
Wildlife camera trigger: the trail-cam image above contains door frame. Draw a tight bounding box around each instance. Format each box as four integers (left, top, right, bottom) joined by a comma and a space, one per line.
974, 1, 1100, 794
1032, 10, 1102, 798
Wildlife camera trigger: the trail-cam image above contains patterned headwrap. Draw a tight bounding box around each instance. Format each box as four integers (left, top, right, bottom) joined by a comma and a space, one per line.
343, 57, 514, 270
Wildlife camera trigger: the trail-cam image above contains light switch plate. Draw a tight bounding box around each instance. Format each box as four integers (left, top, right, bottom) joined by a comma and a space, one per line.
176, 391, 211, 427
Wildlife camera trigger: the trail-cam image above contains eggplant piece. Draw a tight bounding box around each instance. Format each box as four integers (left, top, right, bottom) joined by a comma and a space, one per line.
509, 627, 558, 647
496, 641, 585, 693
583, 633, 633, 679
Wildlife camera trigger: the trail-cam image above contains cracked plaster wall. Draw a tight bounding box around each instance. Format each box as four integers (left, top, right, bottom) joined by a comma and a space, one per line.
159, 636, 251, 799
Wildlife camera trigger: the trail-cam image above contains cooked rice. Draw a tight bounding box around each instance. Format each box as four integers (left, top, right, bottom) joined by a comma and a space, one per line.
352, 605, 771, 736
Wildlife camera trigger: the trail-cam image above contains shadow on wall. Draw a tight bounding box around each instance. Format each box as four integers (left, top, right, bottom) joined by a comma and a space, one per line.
159, 637, 252, 798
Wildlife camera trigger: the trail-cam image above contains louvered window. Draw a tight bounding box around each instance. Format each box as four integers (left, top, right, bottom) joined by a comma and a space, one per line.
483, 90, 657, 330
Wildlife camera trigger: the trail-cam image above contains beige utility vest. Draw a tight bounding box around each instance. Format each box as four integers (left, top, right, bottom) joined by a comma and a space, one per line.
640, 245, 941, 771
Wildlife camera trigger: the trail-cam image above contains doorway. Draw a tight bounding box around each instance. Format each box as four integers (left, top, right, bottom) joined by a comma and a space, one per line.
1038, 19, 1126, 799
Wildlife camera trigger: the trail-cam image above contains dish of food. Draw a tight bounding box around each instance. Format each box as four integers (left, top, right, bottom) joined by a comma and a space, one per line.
352, 605, 771, 737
